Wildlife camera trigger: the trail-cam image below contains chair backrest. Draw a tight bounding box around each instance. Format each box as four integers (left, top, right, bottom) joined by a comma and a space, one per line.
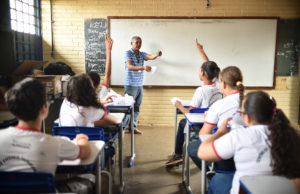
0, 171, 56, 193
52, 126, 104, 140
189, 108, 209, 113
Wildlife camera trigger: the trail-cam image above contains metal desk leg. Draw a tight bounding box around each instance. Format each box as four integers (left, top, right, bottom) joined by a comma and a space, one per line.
95, 154, 101, 194
182, 133, 187, 183
183, 125, 193, 194
201, 160, 207, 194
128, 106, 135, 168
119, 122, 125, 192
174, 108, 178, 153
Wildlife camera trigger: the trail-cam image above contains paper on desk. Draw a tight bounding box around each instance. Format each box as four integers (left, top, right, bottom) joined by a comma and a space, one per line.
150, 66, 157, 74
105, 89, 135, 106
171, 97, 182, 105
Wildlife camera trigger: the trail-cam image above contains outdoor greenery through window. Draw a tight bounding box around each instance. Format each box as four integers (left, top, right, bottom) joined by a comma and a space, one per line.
9, 0, 42, 63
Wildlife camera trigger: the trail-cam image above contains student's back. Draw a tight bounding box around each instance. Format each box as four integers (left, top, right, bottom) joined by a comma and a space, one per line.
0, 78, 89, 176
0, 126, 79, 174
59, 74, 117, 127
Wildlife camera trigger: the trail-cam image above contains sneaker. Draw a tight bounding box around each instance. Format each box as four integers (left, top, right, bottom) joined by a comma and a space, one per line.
165, 154, 183, 167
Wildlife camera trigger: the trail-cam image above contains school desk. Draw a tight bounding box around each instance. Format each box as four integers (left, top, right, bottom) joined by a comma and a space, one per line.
55, 113, 126, 192
183, 113, 205, 194
106, 102, 136, 168
57, 140, 105, 194
239, 175, 297, 194
174, 100, 191, 152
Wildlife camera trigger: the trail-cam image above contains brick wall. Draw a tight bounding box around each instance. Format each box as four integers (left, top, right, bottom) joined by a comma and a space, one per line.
41, 0, 300, 128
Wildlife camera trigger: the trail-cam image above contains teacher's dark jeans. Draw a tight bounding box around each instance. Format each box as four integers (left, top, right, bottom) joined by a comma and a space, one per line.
123, 85, 143, 129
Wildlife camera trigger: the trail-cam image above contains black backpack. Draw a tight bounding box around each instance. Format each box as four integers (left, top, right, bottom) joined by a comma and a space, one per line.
44, 62, 75, 76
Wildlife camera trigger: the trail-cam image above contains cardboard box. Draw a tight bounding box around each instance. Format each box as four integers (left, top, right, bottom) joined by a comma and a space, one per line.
27, 75, 63, 96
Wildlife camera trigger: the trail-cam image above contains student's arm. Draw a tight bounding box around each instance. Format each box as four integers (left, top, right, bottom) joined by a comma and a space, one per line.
199, 123, 216, 135
145, 51, 162, 60
74, 134, 91, 159
196, 39, 209, 62
174, 100, 189, 114
126, 60, 151, 72
94, 113, 118, 126
198, 118, 231, 161
103, 34, 113, 88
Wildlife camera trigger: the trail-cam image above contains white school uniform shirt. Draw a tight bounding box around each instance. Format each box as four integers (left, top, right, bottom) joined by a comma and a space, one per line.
59, 98, 106, 127
213, 125, 272, 194
98, 85, 108, 99
190, 82, 222, 109
204, 93, 244, 129
184, 83, 222, 134
0, 126, 79, 175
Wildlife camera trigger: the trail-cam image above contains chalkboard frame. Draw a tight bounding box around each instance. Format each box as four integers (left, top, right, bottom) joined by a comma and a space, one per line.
107, 16, 279, 89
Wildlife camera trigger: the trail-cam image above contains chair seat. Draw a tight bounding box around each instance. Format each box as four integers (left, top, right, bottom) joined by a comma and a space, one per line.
0, 171, 56, 193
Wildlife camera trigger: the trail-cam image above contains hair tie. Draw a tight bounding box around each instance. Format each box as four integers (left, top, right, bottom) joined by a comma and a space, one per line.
236, 81, 242, 86
273, 107, 277, 113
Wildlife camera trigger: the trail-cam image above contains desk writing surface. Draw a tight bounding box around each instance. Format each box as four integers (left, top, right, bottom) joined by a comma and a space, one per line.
109, 113, 125, 124
185, 113, 205, 124
240, 175, 296, 194
59, 141, 105, 166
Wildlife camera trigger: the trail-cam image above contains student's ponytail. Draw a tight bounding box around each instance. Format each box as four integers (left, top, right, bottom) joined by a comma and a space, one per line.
244, 92, 300, 179
269, 107, 300, 178
236, 81, 244, 108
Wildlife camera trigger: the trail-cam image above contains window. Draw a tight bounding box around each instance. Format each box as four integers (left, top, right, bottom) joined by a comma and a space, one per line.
9, 0, 42, 64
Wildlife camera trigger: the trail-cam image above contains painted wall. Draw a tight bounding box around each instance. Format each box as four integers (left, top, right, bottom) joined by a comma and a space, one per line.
41, 0, 300, 128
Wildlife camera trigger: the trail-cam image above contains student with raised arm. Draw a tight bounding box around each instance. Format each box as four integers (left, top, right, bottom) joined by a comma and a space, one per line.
59, 74, 118, 127
123, 36, 162, 134
88, 34, 114, 103
166, 39, 222, 167
188, 66, 245, 193
198, 91, 300, 194
0, 78, 91, 175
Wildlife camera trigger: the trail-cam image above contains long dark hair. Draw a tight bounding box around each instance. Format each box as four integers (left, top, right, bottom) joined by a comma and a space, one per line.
88, 71, 100, 88
67, 74, 104, 109
201, 61, 220, 81
244, 91, 300, 178
219, 66, 244, 107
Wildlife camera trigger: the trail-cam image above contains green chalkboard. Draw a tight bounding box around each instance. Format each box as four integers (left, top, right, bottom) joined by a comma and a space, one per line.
84, 18, 107, 74
276, 19, 300, 76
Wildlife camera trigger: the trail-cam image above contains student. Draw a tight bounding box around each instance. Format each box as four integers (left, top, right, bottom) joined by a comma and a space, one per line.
0, 78, 91, 175
59, 73, 118, 127
198, 91, 300, 194
188, 66, 245, 193
88, 34, 113, 102
166, 39, 222, 167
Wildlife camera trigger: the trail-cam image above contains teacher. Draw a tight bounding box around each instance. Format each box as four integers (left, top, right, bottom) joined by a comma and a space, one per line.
123, 36, 162, 134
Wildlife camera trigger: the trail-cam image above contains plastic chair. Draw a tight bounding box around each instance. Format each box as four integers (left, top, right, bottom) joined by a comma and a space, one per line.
52, 126, 104, 140
189, 107, 209, 113
0, 171, 56, 193
52, 126, 113, 194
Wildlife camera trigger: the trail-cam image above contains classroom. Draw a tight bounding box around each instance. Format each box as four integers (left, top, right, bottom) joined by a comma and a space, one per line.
0, 0, 300, 193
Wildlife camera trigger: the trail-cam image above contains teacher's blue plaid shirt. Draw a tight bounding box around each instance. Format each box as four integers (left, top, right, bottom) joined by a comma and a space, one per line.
124, 49, 148, 86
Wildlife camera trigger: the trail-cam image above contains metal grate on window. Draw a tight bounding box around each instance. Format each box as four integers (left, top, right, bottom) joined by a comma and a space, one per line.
9, 0, 42, 64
